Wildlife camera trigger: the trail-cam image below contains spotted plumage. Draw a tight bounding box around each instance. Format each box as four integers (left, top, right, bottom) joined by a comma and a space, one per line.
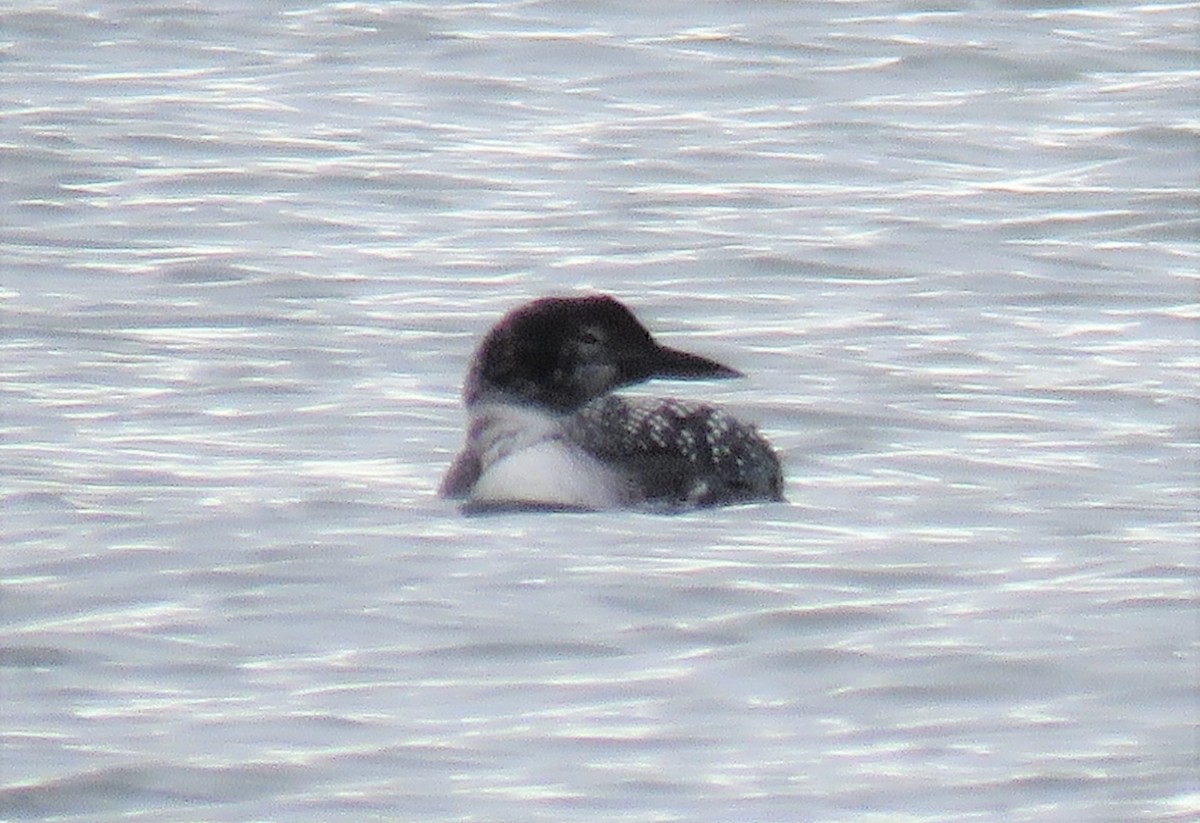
563, 396, 785, 507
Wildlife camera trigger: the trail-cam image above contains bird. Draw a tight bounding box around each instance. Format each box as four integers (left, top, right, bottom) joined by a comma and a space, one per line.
439, 295, 784, 512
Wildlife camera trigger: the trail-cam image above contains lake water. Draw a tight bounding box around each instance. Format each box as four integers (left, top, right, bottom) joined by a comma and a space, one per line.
1, 1, 1197, 821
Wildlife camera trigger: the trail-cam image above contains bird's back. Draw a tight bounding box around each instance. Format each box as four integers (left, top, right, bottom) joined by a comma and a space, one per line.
564, 395, 784, 509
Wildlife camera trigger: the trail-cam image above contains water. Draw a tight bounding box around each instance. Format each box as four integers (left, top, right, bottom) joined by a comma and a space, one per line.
2, 1, 1197, 821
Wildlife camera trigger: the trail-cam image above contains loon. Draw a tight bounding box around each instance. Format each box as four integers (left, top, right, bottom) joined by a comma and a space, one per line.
439, 295, 784, 512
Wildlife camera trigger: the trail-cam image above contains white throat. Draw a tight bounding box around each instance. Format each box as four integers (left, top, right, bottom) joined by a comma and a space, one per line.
462, 402, 627, 510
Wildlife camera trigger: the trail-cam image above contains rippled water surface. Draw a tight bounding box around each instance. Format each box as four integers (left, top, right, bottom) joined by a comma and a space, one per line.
2, 1, 1197, 821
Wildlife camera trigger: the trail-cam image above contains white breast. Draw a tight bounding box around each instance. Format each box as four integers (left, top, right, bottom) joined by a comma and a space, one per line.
461, 402, 629, 510
468, 438, 627, 510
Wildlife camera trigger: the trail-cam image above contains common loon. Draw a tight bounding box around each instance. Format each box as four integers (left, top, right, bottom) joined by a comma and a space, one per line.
439, 295, 784, 512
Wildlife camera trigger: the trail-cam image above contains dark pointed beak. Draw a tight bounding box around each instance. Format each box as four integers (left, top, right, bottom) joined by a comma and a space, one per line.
644, 344, 742, 380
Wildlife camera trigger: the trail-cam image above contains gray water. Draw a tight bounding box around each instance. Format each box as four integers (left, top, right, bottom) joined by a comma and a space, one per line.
2, 1, 1197, 821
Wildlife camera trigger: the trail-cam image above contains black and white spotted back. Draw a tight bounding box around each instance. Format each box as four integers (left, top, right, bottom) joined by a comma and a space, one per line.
564, 395, 785, 508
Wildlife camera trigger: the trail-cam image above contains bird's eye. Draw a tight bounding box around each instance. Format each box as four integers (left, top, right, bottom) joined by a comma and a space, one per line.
577, 326, 604, 347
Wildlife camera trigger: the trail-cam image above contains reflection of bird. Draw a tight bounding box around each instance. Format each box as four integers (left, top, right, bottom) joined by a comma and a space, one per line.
440, 295, 784, 512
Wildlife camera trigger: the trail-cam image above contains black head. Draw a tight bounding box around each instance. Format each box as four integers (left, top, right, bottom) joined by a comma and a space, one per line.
462, 295, 741, 412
